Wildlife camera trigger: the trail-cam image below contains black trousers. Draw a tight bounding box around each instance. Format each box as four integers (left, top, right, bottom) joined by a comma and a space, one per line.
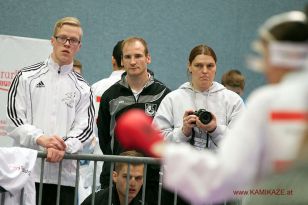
35, 183, 75, 205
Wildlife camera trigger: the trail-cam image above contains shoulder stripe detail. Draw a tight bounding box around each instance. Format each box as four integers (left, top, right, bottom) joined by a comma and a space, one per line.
7, 71, 24, 126
21, 62, 45, 72
7, 62, 46, 127
72, 71, 88, 85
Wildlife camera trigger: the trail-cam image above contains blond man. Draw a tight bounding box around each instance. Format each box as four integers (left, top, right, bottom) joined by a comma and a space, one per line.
7, 16, 94, 205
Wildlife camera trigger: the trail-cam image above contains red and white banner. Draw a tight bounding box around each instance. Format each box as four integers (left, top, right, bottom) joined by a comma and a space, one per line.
0, 35, 51, 146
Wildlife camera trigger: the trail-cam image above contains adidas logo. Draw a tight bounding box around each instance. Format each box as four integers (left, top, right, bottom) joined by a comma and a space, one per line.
36, 81, 45, 88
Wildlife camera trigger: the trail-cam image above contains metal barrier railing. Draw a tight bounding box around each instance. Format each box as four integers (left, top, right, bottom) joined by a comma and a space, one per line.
0, 152, 160, 205
0, 151, 241, 205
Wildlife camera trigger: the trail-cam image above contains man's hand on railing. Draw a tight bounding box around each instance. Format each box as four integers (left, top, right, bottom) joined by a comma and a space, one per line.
46, 147, 65, 163
36, 135, 67, 151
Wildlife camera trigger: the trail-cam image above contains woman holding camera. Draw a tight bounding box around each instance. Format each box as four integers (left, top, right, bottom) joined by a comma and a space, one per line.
153, 44, 244, 204
153, 44, 245, 150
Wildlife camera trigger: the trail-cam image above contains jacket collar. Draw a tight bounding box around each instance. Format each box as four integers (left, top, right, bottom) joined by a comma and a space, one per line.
119, 71, 154, 89
46, 56, 73, 75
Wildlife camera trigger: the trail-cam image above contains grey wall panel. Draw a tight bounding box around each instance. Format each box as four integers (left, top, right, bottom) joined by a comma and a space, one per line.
1, 0, 306, 99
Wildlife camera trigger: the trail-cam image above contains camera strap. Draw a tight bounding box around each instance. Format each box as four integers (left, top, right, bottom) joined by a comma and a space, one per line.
189, 128, 210, 148
206, 133, 209, 148
189, 128, 195, 146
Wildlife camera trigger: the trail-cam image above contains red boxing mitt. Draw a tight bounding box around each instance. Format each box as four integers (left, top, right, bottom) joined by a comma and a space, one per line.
115, 109, 163, 157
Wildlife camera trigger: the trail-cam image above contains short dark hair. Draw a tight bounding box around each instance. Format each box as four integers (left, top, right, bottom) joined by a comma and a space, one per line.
113, 40, 124, 67
270, 21, 308, 42
114, 150, 144, 173
261, 9, 308, 43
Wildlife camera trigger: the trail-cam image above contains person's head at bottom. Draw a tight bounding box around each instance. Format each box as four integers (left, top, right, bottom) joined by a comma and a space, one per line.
113, 150, 144, 205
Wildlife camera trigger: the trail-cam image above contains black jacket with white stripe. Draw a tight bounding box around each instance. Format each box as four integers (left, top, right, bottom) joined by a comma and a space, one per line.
98, 71, 170, 188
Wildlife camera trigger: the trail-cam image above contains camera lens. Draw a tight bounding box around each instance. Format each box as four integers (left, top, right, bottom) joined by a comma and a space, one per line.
194, 109, 212, 124
199, 111, 212, 124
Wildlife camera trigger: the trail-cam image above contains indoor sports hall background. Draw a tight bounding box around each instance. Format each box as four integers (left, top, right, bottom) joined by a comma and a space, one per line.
1, 0, 306, 99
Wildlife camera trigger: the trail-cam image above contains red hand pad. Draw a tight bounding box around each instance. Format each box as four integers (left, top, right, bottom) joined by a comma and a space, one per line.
115, 109, 163, 157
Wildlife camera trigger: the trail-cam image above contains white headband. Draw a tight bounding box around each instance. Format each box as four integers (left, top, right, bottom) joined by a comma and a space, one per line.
269, 42, 308, 69
247, 10, 308, 72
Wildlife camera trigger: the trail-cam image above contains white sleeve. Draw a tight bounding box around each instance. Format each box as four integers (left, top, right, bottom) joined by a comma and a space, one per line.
65, 87, 95, 154
7, 72, 44, 148
162, 89, 269, 204
153, 96, 191, 143
0, 147, 37, 195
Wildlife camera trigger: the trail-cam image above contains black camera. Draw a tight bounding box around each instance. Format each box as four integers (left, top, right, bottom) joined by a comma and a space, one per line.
193, 109, 212, 124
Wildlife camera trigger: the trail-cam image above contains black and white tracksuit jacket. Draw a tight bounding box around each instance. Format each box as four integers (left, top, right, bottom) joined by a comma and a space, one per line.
7, 57, 94, 186
98, 71, 170, 188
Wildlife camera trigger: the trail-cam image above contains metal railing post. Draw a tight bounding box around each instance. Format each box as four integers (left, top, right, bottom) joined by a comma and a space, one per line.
56, 161, 62, 205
